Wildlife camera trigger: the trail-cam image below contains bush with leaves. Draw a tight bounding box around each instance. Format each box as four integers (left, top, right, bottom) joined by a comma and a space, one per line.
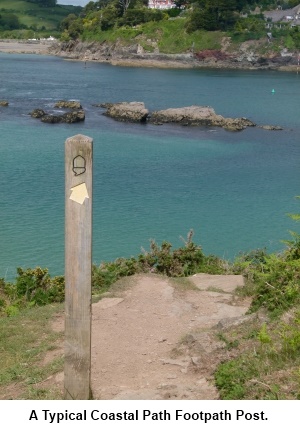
234, 198, 300, 317
0, 268, 64, 316
215, 310, 300, 399
91, 230, 226, 293
92, 257, 140, 294
137, 234, 224, 276
248, 256, 300, 316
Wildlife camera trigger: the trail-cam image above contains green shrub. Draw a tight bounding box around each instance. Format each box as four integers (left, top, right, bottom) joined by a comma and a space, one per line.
279, 312, 300, 356
215, 359, 247, 399
215, 311, 300, 399
91, 230, 226, 294
258, 323, 272, 345
5, 305, 19, 317
137, 230, 225, 276
233, 199, 300, 317
0, 268, 65, 316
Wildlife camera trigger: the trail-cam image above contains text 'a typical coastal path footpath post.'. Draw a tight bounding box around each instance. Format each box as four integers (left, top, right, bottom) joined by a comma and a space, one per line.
64, 134, 93, 400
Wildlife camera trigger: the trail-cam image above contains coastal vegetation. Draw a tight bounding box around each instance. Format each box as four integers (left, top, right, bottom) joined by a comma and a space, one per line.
0, 200, 299, 399
1, 0, 299, 403
214, 198, 300, 400
0, 0, 81, 38
57, 0, 300, 54
2, 0, 300, 54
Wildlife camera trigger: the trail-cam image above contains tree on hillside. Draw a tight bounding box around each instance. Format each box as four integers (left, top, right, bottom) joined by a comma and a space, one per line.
119, 0, 131, 15
27, 0, 57, 6
83, 0, 111, 12
288, 0, 300, 7
186, 0, 239, 32
100, 5, 121, 29
0, 13, 22, 30
290, 26, 300, 48
60, 13, 78, 31
83, 1, 100, 11
60, 13, 84, 38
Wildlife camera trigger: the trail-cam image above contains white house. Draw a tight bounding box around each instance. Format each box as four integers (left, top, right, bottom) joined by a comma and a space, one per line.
148, 0, 176, 10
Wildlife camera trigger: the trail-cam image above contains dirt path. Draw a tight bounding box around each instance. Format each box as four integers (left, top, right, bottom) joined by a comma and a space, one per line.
49, 273, 250, 400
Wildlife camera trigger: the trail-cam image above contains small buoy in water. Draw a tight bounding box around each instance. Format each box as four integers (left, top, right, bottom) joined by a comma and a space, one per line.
272, 89, 275, 93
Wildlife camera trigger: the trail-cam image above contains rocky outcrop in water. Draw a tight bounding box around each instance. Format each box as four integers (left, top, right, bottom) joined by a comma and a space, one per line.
31, 108, 46, 118
43, 110, 85, 123
100, 102, 283, 131
30, 100, 85, 124
149, 106, 256, 131
101, 101, 149, 123
54, 100, 82, 109
30, 107, 85, 124
259, 124, 283, 130
100, 102, 257, 131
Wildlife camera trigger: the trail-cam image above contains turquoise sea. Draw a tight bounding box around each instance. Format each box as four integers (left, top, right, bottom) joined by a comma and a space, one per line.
0, 53, 300, 280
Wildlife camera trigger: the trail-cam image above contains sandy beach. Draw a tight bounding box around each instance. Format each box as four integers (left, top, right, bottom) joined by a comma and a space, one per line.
0, 39, 196, 68
0, 39, 52, 55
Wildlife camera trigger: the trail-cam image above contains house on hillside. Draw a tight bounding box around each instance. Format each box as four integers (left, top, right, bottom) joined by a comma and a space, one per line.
264, 4, 300, 27
148, 0, 176, 9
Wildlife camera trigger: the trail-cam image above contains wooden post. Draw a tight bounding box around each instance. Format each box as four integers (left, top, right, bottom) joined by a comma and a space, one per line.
64, 134, 93, 400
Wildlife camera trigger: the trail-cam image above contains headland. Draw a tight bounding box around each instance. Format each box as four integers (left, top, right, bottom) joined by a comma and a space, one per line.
0, 38, 299, 72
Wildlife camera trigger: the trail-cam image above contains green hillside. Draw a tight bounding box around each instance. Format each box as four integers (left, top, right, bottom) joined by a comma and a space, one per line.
57, 0, 300, 54
0, 0, 82, 35
2, 0, 300, 53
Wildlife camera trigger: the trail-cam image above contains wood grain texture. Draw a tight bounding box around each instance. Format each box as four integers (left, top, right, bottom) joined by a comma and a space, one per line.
64, 134, 93, 400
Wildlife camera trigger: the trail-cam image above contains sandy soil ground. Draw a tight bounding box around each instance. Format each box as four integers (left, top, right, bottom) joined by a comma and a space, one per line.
42, 272, 251, 400
0, 40, 52, 55
0, 40, 197, 68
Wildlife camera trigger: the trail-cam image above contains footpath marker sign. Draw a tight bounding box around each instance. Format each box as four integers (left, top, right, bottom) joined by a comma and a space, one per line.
64, 134, 93, 399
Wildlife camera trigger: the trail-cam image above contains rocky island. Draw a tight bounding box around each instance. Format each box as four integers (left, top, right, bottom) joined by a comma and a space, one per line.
100, 102, 282, 132
30, 100, 85, 124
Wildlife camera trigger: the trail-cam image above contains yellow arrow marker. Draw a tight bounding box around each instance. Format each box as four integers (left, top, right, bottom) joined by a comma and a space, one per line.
69, 182, 89, 205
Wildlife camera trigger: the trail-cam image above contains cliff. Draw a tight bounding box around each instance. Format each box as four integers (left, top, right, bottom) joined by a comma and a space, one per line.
48, 38, 300, 71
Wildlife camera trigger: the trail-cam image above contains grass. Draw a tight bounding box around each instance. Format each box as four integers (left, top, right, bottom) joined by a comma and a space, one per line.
214, 307, 300, 399
213, 230, 299, 400
0, 222, 299, 399
82, 19, 224, 54
0, 0, 81, 31
1, 269, 300, 399
169, 277, 199, 291
0, 0, 36, 11
0, 302, 64, 399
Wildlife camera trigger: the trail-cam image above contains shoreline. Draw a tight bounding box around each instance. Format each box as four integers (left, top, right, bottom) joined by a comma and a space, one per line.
1, 39, 299, 72
0, 39, 53, 55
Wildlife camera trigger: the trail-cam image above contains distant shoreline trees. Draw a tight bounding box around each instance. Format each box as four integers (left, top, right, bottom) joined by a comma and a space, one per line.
59, 0, 281, 41
27, 0, 57, 6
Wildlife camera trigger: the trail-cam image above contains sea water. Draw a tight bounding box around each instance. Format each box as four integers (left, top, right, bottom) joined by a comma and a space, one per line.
0, 53, 300, 280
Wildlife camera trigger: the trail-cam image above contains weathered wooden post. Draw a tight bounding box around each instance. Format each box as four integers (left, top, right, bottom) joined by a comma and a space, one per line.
64, 134, 93, 400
